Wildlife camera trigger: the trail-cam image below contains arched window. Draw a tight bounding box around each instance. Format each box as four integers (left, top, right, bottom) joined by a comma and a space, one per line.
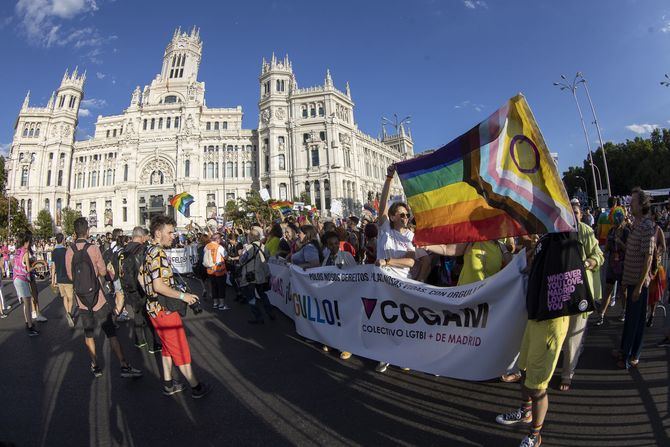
20, 199, 25, 212
35, 124, 40, 137
207, 162, 215, 178
245, 161, 253, 178
226, 162, 233, 177
279, 183, 287, 201
123, 164, 128, 182
278, 154, 285, 170
158, 118, 163, 129
22, 125, 28, 137
44, 198, 50, 211
27, 199, 32, 222
174, 117, 180, 128
164, 95, 178, 104
302, 106, 308, 118
28, 125, 34, 137
21, 167, 28, 186
106, 169, 113, 186
318, 103, 324, 117
57, 170, 63, 186
184, 159, 190, 177
150, 118, 155, 130
91, 170, 98, 187
166, 117, 171, 129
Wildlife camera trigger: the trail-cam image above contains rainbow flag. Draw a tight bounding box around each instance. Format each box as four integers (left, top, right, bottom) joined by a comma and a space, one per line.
170, 192, 195, 216
396, 94, 575, 245
270, 200, 294, 216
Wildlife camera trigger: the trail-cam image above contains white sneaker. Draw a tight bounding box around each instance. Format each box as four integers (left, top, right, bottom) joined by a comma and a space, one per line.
31, 311, 37, 319
35, 314, 48, 322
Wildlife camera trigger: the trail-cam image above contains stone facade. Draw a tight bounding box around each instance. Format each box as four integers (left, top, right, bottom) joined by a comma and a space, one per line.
6, 27, 413, 232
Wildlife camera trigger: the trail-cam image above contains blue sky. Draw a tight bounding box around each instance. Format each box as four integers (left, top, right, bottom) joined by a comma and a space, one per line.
1, 0, 670, 175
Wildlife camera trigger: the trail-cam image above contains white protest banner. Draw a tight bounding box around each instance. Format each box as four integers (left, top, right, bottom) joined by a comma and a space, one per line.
260, 188, 271, 201
166, 248, 193, 274
268, 254, 527, 380
330, 199, 343, 216
293, 201, 305, 211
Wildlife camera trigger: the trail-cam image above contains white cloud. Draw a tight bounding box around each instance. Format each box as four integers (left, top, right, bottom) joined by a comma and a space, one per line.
0, 143, 11, 156
463, 0, 487, 9
95, 71, 106, 79
78, 108, 90, 117
14, 0, 111, 62
80, 98, 106, 108
625, 123, 658, 134
454, 99, 486, 112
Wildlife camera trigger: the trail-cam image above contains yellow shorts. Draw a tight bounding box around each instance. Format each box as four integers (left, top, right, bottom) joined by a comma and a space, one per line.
57, 283, 74, 302
518, 316, 570, 390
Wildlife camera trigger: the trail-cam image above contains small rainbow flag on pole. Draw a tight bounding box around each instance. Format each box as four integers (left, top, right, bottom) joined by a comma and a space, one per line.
395, 94, 575, 245
170, 192, 195, 216
270, 200, 294, 216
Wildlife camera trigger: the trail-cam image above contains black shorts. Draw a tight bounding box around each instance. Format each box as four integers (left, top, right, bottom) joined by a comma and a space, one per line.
80, 303, 117, 339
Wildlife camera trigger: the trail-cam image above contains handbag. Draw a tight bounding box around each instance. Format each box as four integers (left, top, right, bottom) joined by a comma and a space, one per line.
526, 232, 595, 321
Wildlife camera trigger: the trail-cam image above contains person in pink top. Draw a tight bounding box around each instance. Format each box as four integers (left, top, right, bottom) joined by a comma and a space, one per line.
65, 217, 142, 379
13, 232, 39, 336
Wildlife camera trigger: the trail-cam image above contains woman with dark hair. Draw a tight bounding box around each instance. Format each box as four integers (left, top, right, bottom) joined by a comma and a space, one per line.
289, 225, 323, 269
14, 231, 39, 336
265, 223, 284, 257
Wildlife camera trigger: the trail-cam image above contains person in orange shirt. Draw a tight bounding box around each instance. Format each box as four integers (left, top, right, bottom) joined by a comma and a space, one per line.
205, 233, 229, 310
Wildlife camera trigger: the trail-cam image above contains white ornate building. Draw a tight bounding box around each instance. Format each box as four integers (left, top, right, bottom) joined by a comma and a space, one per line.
6, 27, 412, 232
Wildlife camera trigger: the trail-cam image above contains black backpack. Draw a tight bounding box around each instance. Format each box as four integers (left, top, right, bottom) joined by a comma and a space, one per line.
71, 242, 101, 311
120, 243, 146, 300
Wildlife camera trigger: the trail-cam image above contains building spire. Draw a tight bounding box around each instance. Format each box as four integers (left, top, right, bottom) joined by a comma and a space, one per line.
22, 90, 30, 110
345, 81, 351, 97
47, 91, 55, 109
325, 69, 333, 88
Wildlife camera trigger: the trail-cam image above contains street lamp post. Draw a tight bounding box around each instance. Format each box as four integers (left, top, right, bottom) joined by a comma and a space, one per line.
554, 74, 600, 207
575, 175, 588, 204
577, 73, 612, 197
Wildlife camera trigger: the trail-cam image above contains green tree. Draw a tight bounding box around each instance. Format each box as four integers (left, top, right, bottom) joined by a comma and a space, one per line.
34, 209, 54, 239
0, 196, 31, 238
61, 207, 82, 237
0, 156, 6, 193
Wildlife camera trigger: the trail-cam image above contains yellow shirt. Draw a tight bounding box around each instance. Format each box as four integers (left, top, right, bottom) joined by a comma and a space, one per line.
457, 241, 503, 286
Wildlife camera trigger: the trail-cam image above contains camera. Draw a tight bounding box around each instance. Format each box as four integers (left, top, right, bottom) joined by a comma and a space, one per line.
174, 275, 202, 315
189, 300, 203, 315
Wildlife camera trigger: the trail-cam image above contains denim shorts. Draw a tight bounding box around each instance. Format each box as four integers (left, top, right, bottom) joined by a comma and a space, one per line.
13, 278, 31, 298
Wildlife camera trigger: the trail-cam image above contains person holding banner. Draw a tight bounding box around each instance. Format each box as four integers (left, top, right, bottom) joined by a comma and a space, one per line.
288, 225, 323, 269
374, 164, 416, 373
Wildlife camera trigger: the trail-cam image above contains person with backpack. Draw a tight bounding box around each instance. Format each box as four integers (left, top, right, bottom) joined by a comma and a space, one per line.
103, 228, 129, 322
203, 233, 229, 310
50, 233, 75, 328
140, 214, 211, 398
65, 217, 143, 379
120, 226, 161, 353
238, 226, 275, 324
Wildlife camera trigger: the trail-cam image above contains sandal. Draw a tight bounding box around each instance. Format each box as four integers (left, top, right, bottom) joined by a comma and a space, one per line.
501, 372, 522, 383
559, 380, 571, 391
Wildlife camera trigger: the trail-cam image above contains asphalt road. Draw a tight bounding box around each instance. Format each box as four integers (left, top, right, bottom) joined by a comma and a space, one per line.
0, 277, 668, 447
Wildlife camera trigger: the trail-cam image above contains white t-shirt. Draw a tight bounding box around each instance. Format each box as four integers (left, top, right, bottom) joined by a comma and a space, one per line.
376, 220, 415, 278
